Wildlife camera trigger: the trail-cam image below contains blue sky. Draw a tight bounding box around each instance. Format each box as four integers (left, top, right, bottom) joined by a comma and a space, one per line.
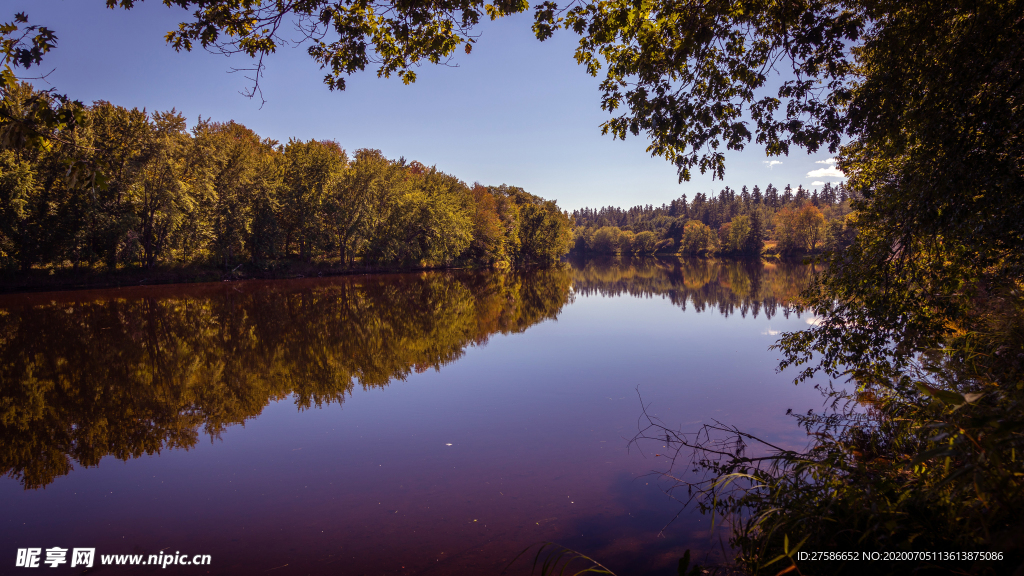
14, 1, 845, 211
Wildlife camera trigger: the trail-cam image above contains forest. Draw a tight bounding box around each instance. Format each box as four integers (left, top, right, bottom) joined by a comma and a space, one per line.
571, 182, 855, 257
0, 82, 574, 279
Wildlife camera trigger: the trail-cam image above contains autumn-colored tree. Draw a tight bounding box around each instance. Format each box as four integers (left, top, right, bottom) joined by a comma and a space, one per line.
680, 220, 715, 255
281, 138, 347, 260
776, 203, 825, 254
494, 185, 573, 265
727, 215, 750, 254
85, 101, 152, 268
0, 86, 569, 274
717, 221, 732, 248
632, 230, 657, 254
195, 121, 280, 266
590, 226, 621, 254
468, 183, 504, 264
618, 229, 635, 254
0, 147, 37, 270
399, 167, 474, 265
133, 110, 190, 268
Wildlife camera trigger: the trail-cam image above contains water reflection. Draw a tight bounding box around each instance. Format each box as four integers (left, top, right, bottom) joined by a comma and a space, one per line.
571, 256, 816, 318
0, 268, 573, 489
1, 258, 826, 576
0, 258, 814, 492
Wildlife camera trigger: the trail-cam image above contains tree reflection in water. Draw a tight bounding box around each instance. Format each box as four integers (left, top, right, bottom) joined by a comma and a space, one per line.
0, 268, 573, 489
571, 255, 816, 319
0, 257, 814, 490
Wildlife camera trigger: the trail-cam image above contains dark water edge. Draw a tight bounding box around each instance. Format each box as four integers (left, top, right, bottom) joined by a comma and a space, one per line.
1, 257, 823, 575
0, 254, 818, 295
0, 259, 497, 295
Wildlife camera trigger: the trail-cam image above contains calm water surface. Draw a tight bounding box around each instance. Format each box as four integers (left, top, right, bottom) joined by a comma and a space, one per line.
1, 258, 824, 575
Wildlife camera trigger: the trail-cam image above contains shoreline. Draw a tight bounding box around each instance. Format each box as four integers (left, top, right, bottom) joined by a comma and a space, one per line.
0, 260, 492, 295
0, 252, 820, 295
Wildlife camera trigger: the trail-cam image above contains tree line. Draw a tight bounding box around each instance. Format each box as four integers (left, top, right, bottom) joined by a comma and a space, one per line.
570, 182, 856, 257
0, 83, 573, 275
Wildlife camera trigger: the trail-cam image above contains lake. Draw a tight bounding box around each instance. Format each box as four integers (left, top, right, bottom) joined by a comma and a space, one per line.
1, 257, 826, 575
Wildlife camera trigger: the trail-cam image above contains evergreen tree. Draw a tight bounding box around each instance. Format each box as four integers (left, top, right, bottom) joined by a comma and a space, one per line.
743, 209, 764, 255
781, 184, 793, 205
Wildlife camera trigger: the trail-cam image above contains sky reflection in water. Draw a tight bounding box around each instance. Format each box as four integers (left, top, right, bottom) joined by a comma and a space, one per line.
1, 257, 825, 575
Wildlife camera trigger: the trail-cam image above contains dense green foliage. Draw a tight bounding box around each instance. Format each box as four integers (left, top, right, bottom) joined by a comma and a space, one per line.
758, 1, 1024, 572
593, 0, 1024, 573
0, 267, 573, 489
0, 84, 572, 273
572, 182, 853, 257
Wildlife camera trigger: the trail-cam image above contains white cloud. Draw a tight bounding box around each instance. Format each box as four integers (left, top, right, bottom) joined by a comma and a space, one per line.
763, 160, 783, 169
807, 166, 845, 178
811, 181, 825, 186
815, 158, 837, 164
761, 327, 781, 336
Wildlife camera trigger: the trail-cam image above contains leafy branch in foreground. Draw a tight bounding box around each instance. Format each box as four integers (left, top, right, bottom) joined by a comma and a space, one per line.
634, 343, 1024, 575
0, 13, 81, 149
620, 0, 1024, 573
1, 13, 101, 190
107, 0, 531, 96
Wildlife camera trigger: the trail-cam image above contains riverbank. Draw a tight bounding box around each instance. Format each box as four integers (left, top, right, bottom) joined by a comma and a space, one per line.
2, 252, 821, 295
0, 260, 494, 294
